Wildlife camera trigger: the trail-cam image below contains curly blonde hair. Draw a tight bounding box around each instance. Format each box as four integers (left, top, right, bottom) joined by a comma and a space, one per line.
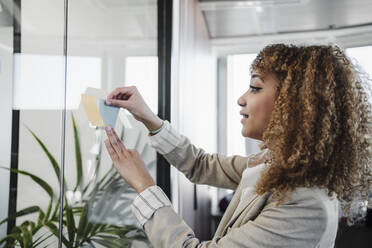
251, 43, 372, 223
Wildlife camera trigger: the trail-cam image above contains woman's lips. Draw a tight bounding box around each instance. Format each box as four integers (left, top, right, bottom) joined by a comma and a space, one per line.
241, 115, 249, 123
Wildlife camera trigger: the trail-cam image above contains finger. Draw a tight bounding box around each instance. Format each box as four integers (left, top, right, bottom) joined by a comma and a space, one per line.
116, 92, 123, 100
110, 127, 129, 156
105, 126, 123, 156
106, 87, 133, 104
109, 99, 131, 109
130, 149, 139, 157
106, 92, 132, 108
106, 126, 130, 159
118, 93, 130, 101
104, 139, 119, 162
107, 87, 125, 102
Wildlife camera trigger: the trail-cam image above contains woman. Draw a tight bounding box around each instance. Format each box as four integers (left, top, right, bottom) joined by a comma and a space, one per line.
103, 43, 372, 247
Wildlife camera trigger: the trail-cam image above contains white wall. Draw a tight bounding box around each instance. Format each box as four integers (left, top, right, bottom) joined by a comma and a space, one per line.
173, 0, 217, 240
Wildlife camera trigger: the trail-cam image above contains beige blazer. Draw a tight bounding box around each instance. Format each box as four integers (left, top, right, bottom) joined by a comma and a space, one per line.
143, 133, 339, 247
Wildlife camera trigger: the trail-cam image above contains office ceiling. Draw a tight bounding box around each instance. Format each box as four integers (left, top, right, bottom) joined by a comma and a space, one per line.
199, 0, 372, 39
1, 0, 371, 55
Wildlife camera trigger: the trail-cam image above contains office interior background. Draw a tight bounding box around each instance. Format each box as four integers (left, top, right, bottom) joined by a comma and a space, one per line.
0, 0, 371, 247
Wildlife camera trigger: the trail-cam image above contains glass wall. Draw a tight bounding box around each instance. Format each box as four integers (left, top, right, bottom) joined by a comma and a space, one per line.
0, 0, 158, 247
0, 0, 17, 241
1, 0, 66, 246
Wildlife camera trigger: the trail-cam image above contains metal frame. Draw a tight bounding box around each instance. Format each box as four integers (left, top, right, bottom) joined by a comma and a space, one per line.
157, 0, 173, 200
57, 0, 69, 246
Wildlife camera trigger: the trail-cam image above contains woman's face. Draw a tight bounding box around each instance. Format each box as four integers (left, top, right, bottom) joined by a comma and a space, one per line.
237, 70, 279, 141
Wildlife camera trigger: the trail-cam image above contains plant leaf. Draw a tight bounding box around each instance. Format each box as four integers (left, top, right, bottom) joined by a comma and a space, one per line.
37, 209, 45, 228
84, 168, 113, 200
43, 222, 70, 247
91, 237, 124, 248
26, 125, 69, 192
71, 206, 84, 215
75, 205, 88, 244
44, 198, 53, 223
19, 222, 32, 248
0, 167, 54, 199
82, 220, 95, 244
51, 196, 60, 221
92, 223, 108, 237
82, 180, 93, 195
65, 206, 76, 245
11, 225, 25, 247
32, 232, 53, 247
88, 222, 104, 238
0, 206, 40, 226
26, 127, 61, 183
0, 233, 20, 246
72, 114, 83, 191
99, 225, 135, 234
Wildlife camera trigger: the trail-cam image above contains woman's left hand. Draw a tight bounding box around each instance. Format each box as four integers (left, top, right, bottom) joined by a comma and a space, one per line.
104, 125, 155, 194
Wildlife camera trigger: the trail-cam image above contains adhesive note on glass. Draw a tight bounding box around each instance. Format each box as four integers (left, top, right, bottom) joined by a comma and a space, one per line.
81, 94, 105, 127
98, 99, 120, 127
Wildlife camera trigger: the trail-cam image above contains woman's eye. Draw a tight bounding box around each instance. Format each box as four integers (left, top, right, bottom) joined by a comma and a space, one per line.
249, 86, 261, 93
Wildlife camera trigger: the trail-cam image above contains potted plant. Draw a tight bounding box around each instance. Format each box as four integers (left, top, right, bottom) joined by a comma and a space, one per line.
0, 114, 150, 247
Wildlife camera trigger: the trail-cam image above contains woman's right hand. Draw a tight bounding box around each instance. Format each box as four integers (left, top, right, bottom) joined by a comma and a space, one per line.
106, 86, 163, 131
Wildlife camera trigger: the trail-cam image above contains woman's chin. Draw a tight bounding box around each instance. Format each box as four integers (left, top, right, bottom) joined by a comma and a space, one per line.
241, 128, 250, 138
242, 128, 262, 140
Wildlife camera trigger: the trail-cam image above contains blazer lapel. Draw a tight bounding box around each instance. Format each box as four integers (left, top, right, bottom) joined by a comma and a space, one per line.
215, 149, 272, 238
222, 190, 272, 237
213, 182, 243, 238
223, 150, 272, 229
222, 192, 260, 233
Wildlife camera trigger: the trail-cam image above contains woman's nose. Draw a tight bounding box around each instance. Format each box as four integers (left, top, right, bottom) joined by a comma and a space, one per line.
237, 96, 245, 107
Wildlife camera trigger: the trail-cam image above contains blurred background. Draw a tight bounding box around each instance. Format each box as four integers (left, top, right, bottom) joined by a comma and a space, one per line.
0, 0, 371, 247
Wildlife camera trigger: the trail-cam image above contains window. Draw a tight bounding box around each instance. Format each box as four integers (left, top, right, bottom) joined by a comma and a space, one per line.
227, 54, 259, 156
125, 56, 158, 114
346, 45, 372, 104
13, 54, 102, 109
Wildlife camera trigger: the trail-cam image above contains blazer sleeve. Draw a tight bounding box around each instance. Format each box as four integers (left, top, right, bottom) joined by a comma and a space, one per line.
141, 188, 328, 248
148, 120, 249, 190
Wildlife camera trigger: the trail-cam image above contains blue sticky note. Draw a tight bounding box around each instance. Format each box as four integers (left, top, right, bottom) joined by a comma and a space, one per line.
98, 99, 120, 128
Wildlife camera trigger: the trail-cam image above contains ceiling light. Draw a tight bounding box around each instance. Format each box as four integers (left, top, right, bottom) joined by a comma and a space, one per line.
255, 6, 263, 12
199, 0, 310, 11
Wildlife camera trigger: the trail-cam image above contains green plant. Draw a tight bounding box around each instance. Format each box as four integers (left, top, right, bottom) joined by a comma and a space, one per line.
0, 114, 149, 247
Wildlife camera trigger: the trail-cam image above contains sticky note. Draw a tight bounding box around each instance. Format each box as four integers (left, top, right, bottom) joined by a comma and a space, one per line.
81, 94, 105, 127
98, 99, 120, 127
81, 94, 120, 128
